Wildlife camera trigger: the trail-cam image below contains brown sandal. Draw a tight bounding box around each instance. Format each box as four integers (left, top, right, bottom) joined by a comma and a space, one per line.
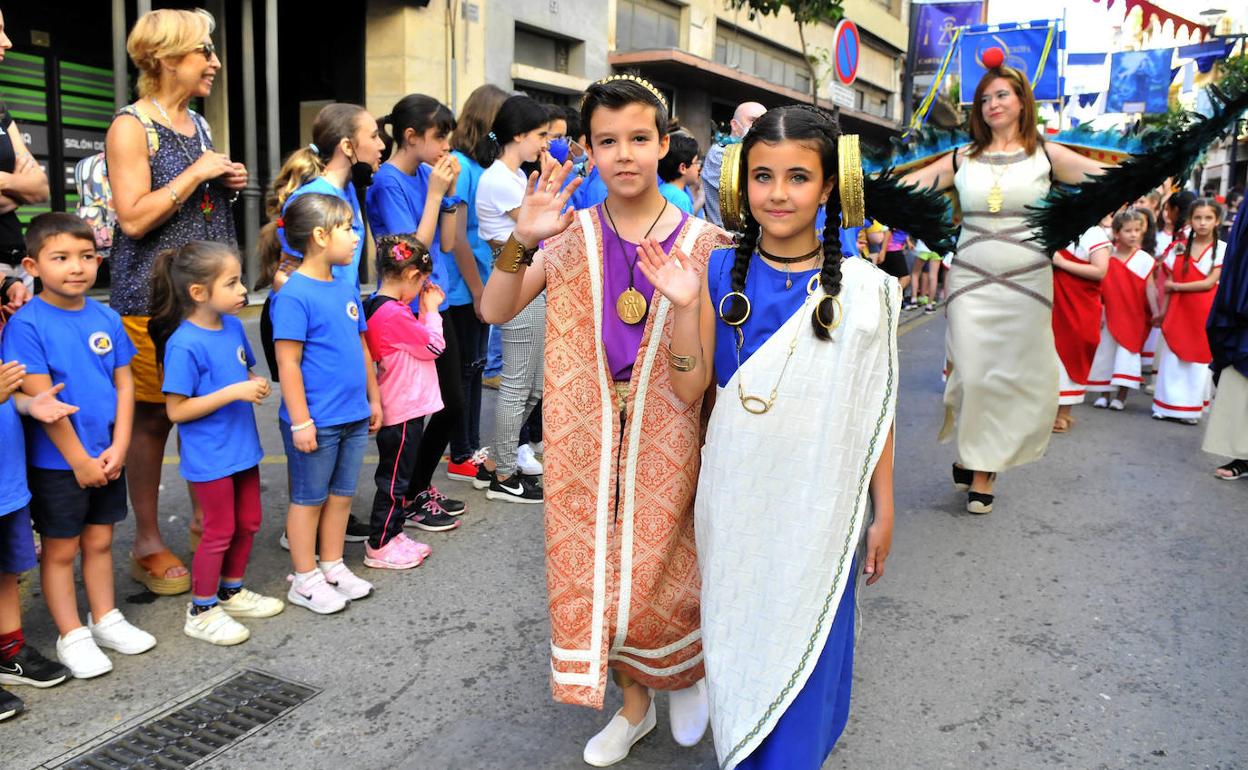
1052, 415, 1071, 433
129, 549, 191, 595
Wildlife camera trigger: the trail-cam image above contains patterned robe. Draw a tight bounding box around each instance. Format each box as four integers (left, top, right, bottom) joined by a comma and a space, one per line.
540, 207, 733, 708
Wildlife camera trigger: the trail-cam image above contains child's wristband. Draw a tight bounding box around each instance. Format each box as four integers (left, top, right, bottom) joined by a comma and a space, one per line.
290, 419, 315, 432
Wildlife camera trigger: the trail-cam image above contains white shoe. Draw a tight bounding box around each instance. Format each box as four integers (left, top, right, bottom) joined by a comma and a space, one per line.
668, 680, 709, 747
1109, 398, 1125, 411
286, 571, 347, 615
582, 697, 656, 767
56, 627, 112, 679
321, 562, 374, 600
218, 588, 285, 618
1092, 396, 1109, 409
516, 444, 544, 476
528, 440, 544, 457
88, 609, 156, 655
183, 605, 250, 646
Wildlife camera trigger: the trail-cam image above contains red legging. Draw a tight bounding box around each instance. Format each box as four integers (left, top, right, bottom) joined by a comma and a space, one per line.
190, 466, 262, 597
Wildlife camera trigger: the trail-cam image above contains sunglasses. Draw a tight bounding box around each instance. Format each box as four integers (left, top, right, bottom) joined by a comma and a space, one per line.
192, 41, 217, 58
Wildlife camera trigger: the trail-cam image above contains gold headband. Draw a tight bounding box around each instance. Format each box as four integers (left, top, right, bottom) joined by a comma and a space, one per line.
717, 132, 867, 232
593, 74, 668, 111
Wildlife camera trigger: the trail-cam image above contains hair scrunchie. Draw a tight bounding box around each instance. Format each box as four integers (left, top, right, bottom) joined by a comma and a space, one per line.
307, 142, 320, 156
487, 131, 498, 143
275, 214, 303, 258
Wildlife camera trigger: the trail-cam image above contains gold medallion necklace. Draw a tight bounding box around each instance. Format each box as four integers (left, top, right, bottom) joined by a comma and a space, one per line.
985, 160, 1008, 214
604, 200, 668, 325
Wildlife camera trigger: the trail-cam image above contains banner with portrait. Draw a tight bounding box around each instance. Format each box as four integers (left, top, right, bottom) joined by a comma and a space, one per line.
1106, 49, 1173, 114
959, 22, 1063, 103
913, 1, 983, 77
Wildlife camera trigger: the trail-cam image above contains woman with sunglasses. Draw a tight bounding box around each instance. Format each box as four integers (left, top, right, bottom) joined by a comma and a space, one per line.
104, 8, 247, 596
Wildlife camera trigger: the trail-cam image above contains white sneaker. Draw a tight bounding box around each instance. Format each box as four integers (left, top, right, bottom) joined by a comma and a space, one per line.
321, 562, 374, 600
583, 697, 656, 767
668, 680, 709, 747
218, 588, 285, 618
286, 571, 347, 615
183, 605, 250, 646
1092, 396, 1109, 409
527, 440, 544, 457
516, 444, 544, 476
1109, 398, 1125, 411
56, 627, 112, 679
88, 609, 156, 655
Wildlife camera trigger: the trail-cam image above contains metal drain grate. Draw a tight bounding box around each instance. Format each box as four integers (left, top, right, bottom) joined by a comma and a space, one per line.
55, 669, 318, 769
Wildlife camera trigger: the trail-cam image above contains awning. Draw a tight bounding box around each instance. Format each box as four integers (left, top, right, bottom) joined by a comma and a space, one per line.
609, 48, 902, 144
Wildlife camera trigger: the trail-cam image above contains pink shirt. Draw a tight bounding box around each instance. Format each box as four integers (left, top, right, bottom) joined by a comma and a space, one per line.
363, 296, 445, 426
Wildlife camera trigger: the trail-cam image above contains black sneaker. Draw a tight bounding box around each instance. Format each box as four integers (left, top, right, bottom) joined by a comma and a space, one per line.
0, 686, 23, 721
344, 515, 370, 543
0, 645, 70, 688
415, 486, 466, 516
486, 474, 544, 504
472, 463, 496, 490
403, 499, 462, 532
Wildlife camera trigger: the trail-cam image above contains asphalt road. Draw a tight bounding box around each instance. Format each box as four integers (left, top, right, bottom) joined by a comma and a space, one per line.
6, 310, 1246, 770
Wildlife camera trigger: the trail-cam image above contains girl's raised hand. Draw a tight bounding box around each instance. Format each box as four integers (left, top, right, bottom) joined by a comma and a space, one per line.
430, 155, 458, 198
27, 382, 79, 424
514, 157, 582, 248
420, 282, 445, 313
636, 239, 701, 310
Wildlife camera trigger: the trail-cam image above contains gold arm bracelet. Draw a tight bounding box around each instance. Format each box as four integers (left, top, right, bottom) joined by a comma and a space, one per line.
493, 234, 538, 274
168, 185, 182, 208
668, 350, 697, 372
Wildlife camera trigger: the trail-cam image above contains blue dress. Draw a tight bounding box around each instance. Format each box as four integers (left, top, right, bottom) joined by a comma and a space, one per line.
707, 247, 859, 770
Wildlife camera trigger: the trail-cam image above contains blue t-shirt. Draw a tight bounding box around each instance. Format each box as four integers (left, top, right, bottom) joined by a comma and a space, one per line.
366, 162, 455, 311
452, 150, 493, 305
286, 176, 365, 293
1, 297, 136, 470
0, 398, 29, 514
659, 182, 695, 214
271, 271, 370, 426
161, 316, 264, 482
572, 166, 609, 210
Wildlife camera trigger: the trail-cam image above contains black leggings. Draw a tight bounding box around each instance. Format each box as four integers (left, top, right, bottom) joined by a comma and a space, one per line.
260, 294, 279, 381
445, 304, 485, 462
407, 307, 464, 496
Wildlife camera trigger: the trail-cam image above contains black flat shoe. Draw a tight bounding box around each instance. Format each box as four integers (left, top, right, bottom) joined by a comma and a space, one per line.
952, 464, 972, 492
966, 491, 994, 514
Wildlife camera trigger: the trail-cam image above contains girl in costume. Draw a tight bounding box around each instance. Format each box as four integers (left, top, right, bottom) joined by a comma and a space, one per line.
1088, 209, 1156, 411
1051, 218, 1112, 432
900, 52, 1109, 513
1152, 198, 1225, 423
366, 94, 469, 527
639, 105, 900, 770
480, 76, 733, 767
1204, 191, 1248, 479
1147, 191, 1196, 379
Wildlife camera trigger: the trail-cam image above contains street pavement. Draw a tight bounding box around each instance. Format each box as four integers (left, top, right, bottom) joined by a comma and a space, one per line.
6, 308, 1246, 769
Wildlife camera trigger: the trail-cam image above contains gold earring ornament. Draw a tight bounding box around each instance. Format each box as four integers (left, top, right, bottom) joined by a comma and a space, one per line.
838, 134, 865, 228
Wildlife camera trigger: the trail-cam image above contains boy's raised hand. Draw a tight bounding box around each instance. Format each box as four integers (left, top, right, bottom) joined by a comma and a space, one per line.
636, 240, 701, 310
27, 382, 79, 424
514, 157, 582, 248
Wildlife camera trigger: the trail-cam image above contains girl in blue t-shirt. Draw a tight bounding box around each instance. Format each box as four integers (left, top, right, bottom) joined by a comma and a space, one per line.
149, 241, 285, 646
271, 193, 383, 616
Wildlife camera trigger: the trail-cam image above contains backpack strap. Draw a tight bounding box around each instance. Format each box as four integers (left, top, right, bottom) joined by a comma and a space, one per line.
950, 145, 961, 173
117, 104, 159, 156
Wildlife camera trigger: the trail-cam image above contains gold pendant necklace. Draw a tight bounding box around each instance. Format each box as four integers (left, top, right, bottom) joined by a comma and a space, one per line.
986, 158, 1008, 214
604, 201, 669, 324
734, 275, 820, 414
758, 245, 822, 289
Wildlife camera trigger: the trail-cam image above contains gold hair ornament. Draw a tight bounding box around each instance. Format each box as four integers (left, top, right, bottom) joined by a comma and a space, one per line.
593, 74, 668, 111
838, 134, 865, 227
719, 142, 744, 232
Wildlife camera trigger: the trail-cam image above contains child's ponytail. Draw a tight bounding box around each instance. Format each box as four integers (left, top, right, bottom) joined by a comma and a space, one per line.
148, 247, 181, 364
147, 240, 238, 363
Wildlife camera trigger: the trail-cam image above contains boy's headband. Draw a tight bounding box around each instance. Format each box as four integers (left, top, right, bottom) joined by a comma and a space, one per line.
593, 74, 668, 111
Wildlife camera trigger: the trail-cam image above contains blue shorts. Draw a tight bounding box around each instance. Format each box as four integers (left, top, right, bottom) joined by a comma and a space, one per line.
0, 507, 38, 574
28, 469, 129, 539
280, 418, 369, 506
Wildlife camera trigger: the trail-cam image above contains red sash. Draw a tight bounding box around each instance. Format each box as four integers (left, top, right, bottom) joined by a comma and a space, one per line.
1161, 247, 1217, 364
1052, 249, 1103, 383
1102, 255, 1152, 353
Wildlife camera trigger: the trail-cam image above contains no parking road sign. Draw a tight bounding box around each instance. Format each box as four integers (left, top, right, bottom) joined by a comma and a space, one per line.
833, 19, 860, 86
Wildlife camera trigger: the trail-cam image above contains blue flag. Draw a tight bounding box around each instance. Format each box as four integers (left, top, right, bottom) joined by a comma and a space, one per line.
913, 1, 983, 77
1106, 49, 1173, 114
960, 23, 1061, 103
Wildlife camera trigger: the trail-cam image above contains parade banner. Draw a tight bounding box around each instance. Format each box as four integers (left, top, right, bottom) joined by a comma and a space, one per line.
959, 20, 1063, 103
913, 1, 983, 77
1105, 49, 1172, 114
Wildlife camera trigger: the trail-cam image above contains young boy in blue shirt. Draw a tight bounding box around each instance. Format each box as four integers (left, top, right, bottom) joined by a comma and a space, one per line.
657, 132, 702, 216
1, 213, 156, 681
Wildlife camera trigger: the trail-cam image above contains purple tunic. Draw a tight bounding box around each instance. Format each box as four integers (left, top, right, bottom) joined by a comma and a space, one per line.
599, 205, 689, 381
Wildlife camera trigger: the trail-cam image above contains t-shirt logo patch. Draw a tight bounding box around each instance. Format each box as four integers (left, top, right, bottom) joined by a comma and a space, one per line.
88, 331, 113, 355
346, 301, 359, 321
237, 345, 247, 365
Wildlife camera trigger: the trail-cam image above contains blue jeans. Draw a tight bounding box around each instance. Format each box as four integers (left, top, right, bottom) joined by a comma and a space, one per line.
280, 418, 369, 506
485, 325, 503, 378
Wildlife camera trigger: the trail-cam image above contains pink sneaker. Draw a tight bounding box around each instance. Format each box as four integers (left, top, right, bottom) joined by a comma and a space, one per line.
364, 537, 424, 570
395, 533, 431, 560
322, 562, 374, 600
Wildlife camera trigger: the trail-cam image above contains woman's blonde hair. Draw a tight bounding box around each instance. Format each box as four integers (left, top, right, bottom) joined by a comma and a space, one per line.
127, 8, 216, 98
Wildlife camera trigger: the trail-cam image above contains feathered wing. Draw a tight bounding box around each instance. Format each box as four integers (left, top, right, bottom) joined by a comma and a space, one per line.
1026, 84, 1248, 256
863, 170, 958, 254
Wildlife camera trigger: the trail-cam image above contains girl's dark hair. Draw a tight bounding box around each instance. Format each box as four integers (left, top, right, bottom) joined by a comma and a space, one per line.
1139, 206, 1158, 255
474, 95, 549, 167
1182, 197, 1223, 257
561, 105, 582, 141
256, 103, 367, 288
580, 76, 669, 147
148, 240, 238, 362
659, 133, 699, 183
452, 84, 509, 165
279, 193, 355, 258
377, 94, 456, 162
375, 233, 434, 280
724, 105, 843, 340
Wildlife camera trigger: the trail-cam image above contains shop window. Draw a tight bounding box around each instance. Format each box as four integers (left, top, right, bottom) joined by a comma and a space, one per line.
516, 27, 572, 74
616, 0, 681, 51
